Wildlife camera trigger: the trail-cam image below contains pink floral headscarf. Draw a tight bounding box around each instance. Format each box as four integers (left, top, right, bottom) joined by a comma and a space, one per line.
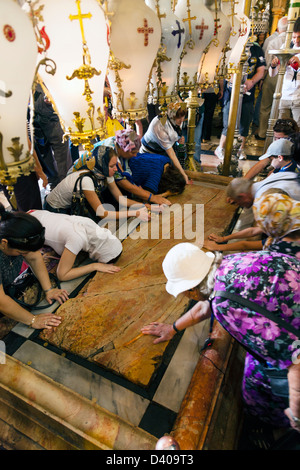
115, 128, 140, 153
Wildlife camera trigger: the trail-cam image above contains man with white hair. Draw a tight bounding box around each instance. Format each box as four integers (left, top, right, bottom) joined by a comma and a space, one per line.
226, 170, 300, 208
255, 16, 288, 140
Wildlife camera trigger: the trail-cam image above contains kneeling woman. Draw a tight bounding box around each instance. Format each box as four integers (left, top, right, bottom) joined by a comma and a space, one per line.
0, 205, 68, 329
142, 243, 300, 436
127, 153, 186, 199
44, 146, 150, 223
30, 210, 122, 281
140, 102, 190, 185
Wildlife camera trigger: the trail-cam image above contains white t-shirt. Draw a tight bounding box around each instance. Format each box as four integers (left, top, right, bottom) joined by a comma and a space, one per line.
46, 170, 114, 210
281, 53, 300, 102
30, 210, 122, 263
140, 116, 180, 152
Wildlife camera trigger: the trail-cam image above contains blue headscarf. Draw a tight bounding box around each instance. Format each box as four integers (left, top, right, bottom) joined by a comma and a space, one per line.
72, 145, 113, 179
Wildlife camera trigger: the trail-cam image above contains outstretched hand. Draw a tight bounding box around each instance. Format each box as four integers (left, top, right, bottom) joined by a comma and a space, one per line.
141, 322, 176, 344
203, 239, 220, 251
45, 287, 69, 305
32, 312, 62, 330
95, 263, 121, 274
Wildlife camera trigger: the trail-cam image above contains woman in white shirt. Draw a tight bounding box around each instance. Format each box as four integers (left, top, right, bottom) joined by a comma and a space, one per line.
44, 146, 150, 223
29, 210, 122, 281
140, 102, 191, 184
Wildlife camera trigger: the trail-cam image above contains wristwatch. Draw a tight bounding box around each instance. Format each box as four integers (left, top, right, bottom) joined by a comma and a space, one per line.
288, 408, 300, 426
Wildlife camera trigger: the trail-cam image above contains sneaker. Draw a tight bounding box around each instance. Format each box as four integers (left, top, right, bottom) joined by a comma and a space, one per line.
255, 134, 265, 141
238, 148, 247, 160
214, 146, 224, 161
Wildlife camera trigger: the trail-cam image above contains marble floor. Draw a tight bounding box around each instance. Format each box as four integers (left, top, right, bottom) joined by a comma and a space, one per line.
1, 140, 262, 445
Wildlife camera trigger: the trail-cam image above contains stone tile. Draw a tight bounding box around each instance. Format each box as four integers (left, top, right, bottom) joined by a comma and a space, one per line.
12, 340, 150, 426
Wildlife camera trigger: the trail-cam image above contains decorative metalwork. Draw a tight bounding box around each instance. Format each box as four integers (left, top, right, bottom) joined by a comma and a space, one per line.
65, 0, 107, 148
26, 0, 51, 54
98, 0, 114, 27
0, 88, 12, 99
182, 0, 196, 49
154, 45, 171, 101
7, 137, 24, 162
3, 24, 16, 42
107, 51, 131, 113
0, 133, 34, 195
137, 18, 154, 46
155, 0, 166, 21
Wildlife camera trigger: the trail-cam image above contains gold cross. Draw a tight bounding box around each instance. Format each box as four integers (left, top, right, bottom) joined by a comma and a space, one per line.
182, 1, 196, 36
101, 0, 114, 26
69, 0, 92, 43
155, 0, 166, 20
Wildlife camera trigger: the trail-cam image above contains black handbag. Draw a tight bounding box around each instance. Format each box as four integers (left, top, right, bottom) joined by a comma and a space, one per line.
70, 172, 102, 223
213, 290, 299, 404
7, 268, 60, 310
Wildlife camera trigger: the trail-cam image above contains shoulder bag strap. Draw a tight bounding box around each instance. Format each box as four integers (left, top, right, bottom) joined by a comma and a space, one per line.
214, 290, 299, 338
72, 172, 96, 194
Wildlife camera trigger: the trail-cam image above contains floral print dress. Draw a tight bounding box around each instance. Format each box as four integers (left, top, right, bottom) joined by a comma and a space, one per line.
212, 250, 300, 427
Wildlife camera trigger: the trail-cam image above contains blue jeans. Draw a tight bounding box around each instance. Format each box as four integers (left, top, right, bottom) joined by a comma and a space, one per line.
222, 99, 254, 138
182, 110, 204, 163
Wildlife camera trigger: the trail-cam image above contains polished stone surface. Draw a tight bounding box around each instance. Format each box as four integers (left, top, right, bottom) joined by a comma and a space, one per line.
38, 183, 237, 388
2, 175, 241, 444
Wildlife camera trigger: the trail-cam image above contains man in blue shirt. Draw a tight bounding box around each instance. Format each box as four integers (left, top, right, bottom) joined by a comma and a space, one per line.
258, 138, 299, 173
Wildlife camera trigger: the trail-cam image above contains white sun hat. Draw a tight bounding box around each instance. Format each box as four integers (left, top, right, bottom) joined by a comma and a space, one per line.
162, 243, 215, 298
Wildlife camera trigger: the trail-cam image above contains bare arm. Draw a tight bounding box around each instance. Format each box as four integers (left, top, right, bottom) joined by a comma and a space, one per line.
269, 56, 280, 77
141, 300, 212, 344
116, 178, 171, 206
285, 362, 300, 432
244, 65, 266, 91
83, 188, 150, 221
244, 158, 271, 179
56, 248, 120, 282
165, 146, 190, 184
0, 283, 61, 329
203, 239, 263, 252
23, 251, 69, 305
208, 226, 263, 243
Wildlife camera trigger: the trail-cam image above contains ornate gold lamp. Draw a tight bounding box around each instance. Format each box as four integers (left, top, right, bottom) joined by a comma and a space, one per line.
106, 0, 161, 128
222, 0, 242, 57
146, 0, 186, 107
0, 0, 38, 197
30, 0, 110, 154
198, 0, 231, 90
174, 0, 214, 169
225, 0, 251, 71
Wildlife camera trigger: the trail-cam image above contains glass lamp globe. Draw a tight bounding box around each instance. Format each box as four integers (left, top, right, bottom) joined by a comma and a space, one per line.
0, 0, 38, 189
35, 0, 110, 153
107, 0, 161, 123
